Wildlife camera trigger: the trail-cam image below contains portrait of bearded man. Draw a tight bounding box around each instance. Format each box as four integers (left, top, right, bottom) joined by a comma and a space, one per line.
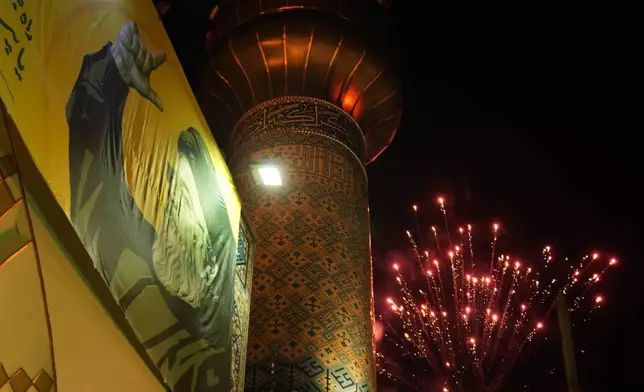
66, 21, 237, 391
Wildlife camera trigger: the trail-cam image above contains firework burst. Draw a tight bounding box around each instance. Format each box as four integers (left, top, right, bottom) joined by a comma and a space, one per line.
377, 197, 617, 392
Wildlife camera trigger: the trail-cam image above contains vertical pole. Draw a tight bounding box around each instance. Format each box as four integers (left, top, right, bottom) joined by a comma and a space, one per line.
270, 353, 275, 392
557, 297, 580, 392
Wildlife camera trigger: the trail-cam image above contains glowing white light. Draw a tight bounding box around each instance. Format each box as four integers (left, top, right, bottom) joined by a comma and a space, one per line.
258, 166, 282, 186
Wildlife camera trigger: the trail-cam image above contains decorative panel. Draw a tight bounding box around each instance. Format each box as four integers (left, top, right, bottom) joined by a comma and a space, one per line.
231, 218, 254, 392
0, 364, 53, 392
1, 107, 55, 392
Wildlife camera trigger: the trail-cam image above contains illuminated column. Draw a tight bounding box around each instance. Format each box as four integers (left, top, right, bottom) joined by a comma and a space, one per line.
200, 1, 401, 390
229, 96, 372, 390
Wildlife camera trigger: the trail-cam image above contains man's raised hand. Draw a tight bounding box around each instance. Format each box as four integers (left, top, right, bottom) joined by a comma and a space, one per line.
110, 22, 167, 111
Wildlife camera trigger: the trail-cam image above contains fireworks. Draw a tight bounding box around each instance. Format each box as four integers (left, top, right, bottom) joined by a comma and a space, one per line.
377, 197, 617, 391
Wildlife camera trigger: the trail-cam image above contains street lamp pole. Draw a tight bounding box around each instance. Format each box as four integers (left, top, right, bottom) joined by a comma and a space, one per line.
557, 297, 581, 392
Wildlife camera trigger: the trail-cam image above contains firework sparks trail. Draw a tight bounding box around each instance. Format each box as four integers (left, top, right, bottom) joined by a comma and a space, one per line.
376, 197, 617, 392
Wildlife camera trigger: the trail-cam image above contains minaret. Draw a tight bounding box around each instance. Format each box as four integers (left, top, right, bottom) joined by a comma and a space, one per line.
200, 1, 401, 390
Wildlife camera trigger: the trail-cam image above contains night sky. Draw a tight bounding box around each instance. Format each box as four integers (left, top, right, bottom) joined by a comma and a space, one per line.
369, 16, 641, 391
161, 2, 642, 390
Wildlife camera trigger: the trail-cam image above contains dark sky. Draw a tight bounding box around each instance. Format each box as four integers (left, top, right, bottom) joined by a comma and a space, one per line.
369, 19, 642, 392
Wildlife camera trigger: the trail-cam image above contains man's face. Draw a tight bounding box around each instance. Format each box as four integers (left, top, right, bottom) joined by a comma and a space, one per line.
173, 155, 209, 250
152, 155, 214, 307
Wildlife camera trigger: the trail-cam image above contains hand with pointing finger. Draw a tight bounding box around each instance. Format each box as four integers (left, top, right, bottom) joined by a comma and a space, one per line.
110, 21, 167, 111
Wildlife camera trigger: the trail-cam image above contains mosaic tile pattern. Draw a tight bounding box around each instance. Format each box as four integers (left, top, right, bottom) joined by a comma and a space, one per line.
0, 364, 53, 392
229, 98, 376, 391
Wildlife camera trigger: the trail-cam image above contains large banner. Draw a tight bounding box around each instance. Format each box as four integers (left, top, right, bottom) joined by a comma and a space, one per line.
1, 1, 241, 391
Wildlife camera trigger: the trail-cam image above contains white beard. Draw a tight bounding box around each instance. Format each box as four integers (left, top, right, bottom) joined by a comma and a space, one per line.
152, 156, 216, 308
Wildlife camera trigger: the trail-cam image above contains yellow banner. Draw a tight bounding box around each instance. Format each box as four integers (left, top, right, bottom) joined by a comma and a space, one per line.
1, 1, 241, 391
